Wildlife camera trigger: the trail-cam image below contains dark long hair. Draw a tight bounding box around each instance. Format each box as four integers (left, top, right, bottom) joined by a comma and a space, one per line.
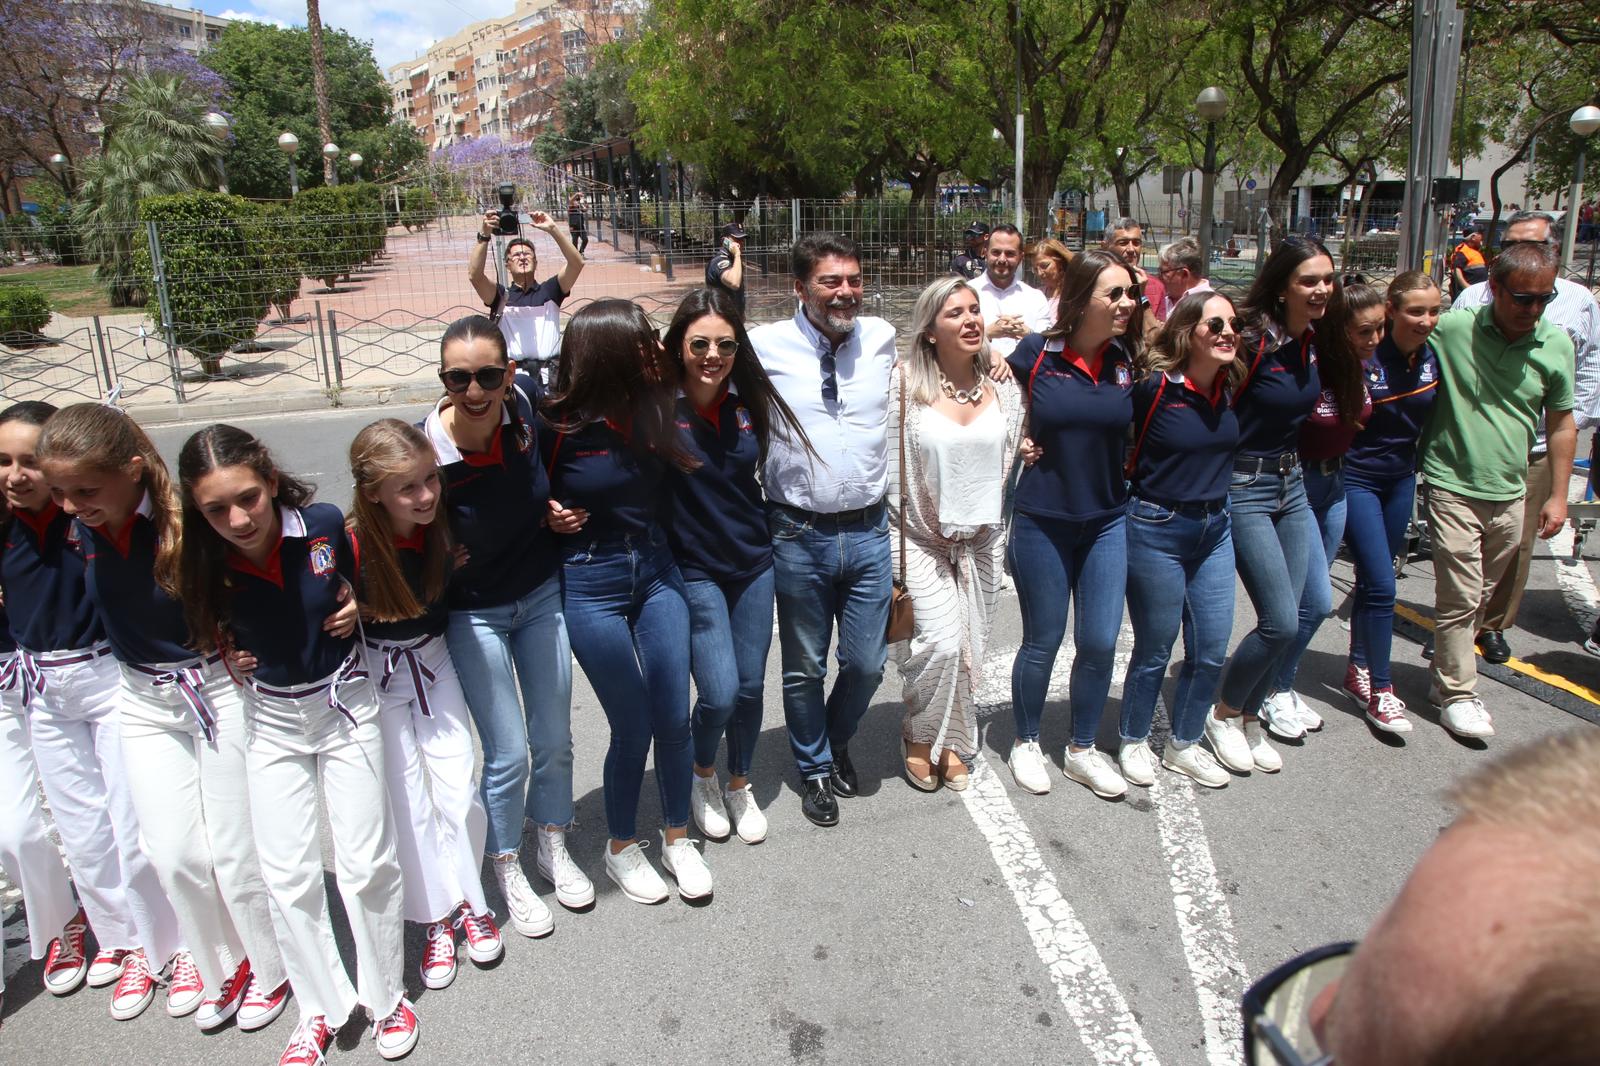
1240, 235, 1334, 336
1046, 248, 1146, 364
542, 298, 696, 471
661, 288, 814, 463
0, 401, 56, 529
177, 424, 315, 652
1314, 282, 1383, 427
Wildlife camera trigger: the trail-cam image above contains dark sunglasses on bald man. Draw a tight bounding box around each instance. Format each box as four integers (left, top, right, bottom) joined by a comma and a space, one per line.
440, 366, 508, 393
1506, 289, 1558, 308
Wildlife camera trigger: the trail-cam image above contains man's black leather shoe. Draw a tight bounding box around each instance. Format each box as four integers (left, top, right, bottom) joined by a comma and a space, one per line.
830, 747, 859, 797
1477, 630, 1511, 664
801, 778, 839, 826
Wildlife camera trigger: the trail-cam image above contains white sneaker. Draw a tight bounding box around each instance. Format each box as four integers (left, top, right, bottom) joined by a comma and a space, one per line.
1008, 740, 1051, 794
658, 833, 713, 901
534, 828, 596, 910
1286, 690, 1324, 732
1203, 709, 1253, 773
605, 841, 669, 904
1440, 696, 1496, 739
1258, 691, 1307, 740
1161, 742, 1230, 788
1062, 747, 1128, 798
492, 854, 554, 937
724, 784, 768, 844
690, 773, 731, 840
1243, 719, 1282, 773
1117, 740, 1156, 788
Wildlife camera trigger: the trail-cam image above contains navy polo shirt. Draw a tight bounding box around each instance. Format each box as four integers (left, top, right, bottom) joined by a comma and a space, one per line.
705, 251, 745, 314
666, 390, 772, 584
81, 495, 193, 665
354, 526, 449, 643
490, 276, 567, 366
538, 413, 667, 544
1346, 337, 1440, 482
1130, 372, 1240, 505
422, 376, 558, 610
1234, 326, 1321, 459
223, 503, 355, 688
1006, 333, 1134, 521
2, 504, 103, 653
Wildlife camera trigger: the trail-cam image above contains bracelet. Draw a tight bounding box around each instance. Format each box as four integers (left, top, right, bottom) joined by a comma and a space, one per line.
477, 232, 491, 243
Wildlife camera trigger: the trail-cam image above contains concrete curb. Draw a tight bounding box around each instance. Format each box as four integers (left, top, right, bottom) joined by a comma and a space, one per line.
126, 381, 440, 426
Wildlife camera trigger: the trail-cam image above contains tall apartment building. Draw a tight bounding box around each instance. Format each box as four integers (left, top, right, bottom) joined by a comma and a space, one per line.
133, 0, 232, 53
387, 0, 638, 153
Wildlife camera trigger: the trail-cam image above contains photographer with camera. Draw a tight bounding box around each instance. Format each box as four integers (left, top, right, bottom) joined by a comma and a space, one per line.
468, 193, 585, 379
706, 222, 746, 314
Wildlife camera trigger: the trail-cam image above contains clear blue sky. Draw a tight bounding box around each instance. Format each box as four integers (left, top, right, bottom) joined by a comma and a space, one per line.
191, 0, 511, 70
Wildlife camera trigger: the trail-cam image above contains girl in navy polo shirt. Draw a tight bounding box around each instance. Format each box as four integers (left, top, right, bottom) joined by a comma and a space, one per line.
1262, 284, 1380, 740
0, 400, 181, 1023
1209, 237, 1334, 778
177, 426, 416, 1065
347, 419, 503, 991
37, 404, 291, 1034
541, 299, 708, 904
1119, 292, 1242, 790
1341, 272, 1442, 732
1003, 249, 1140, 800
661, 288, 811, 844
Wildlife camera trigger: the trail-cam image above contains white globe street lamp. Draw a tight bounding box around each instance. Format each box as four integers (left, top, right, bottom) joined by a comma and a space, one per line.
1194, 87, 1230, 268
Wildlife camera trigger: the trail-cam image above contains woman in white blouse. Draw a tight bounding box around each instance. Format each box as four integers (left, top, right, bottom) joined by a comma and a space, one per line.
889, 277, 1025, 790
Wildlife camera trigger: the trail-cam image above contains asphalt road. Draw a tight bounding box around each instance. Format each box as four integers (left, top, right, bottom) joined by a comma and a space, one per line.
4, 404, 1596, 1066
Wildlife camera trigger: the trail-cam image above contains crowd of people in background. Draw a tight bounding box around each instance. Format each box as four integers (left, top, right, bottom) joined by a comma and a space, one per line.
0, 200, 1596, 1066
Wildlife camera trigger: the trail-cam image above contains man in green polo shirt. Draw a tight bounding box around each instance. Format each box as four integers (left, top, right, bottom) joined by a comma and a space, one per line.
1420, 240, 1576, 740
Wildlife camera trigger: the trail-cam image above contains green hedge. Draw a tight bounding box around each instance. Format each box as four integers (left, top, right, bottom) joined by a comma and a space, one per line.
289, 186, 365, 289
399, 186, 438, 231
0, 283, 52, 341
245, 203, 303, 320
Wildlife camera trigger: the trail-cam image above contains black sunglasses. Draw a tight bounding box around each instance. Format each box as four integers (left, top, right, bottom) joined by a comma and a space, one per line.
1099, 284, 1140, 303
688, 338, 740, 357
440, 366, 508, 393
1241, 941, 1355, 1066
1201, 316, 1244, 336
1507, 289, 1558, 307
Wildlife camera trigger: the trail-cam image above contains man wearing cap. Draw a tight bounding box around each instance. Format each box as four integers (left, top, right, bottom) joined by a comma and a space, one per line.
707, 222, 747, 314
951, 222, 989, 280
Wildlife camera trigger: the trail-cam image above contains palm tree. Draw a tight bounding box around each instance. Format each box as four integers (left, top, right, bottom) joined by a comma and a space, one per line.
74, 71, 225, 305
307, 0, 336, 185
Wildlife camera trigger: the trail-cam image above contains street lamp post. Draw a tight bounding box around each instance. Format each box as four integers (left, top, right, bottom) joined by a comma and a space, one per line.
323, 142, 340, 187
278, 132, 300, 196
205, 111, 230, 194
1559, 104, 1600, 272
348, 152, 363, 182
1194, 87, 1229, 271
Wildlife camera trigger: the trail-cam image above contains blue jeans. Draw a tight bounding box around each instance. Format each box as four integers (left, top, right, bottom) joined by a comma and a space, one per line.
561, 531, 692, 842
1345, 472, 1416, 690
1008, 509, 1128, 749
768, 502, 891, 781
445, 575, 573, 856
685, 567, 775, 778
1274, 464, 1349, 691
1121, 499, 1236, 746
1219, 468, 1314, 716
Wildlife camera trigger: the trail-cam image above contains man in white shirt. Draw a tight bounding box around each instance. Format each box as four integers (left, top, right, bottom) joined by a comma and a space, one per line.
1154, 236, 1213, 322
749, 233, 896, 828
974, 224, 1051, 358
1453, 211, 1600, 662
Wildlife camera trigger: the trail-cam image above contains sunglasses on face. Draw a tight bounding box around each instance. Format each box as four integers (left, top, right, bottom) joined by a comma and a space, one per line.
1200, 316, 1244, 336
1507, 290, 1558, 307
688, 338, 739, 357
440, 366, 508, 393
1097, 284, 1139, 303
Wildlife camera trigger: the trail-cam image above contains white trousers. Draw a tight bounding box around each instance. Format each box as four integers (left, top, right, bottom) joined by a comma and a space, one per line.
244, 660, 403, 1026
24, 646, 181, 966
367, 636, 489, 924
119, 657, 287, 993
0, 664, 77, 994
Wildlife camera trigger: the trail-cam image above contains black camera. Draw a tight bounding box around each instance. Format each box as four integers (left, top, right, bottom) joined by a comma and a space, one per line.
495, 183, 519, 236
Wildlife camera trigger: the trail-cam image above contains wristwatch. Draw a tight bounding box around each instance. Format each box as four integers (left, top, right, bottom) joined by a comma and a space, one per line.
477, 232, 491, 243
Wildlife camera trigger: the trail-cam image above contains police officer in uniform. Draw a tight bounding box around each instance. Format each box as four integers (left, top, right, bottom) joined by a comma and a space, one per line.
951, 222, 990, 280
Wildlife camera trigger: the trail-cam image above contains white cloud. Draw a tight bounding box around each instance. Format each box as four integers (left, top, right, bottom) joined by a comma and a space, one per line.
216, 9, 289, 28
206, 1, 509, 69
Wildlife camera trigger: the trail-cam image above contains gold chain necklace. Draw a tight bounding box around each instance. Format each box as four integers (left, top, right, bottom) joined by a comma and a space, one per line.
938, 368, 985, 405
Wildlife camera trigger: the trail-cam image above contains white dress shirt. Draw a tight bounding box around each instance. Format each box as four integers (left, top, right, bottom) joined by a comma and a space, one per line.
974, 273, 1052, 359
1456, 277, 1600, 440
751, 309, 897, 513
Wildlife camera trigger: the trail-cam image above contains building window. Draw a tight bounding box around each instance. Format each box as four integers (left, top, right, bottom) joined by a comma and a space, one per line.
561, 29, 587, 51
612, 26, 624, 40
179, 24, 192, 37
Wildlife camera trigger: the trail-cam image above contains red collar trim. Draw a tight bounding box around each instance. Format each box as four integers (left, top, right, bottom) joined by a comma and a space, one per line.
393, 525, 427, 553
1061, 341, 1109, 382
693, 388, 728, 430
605, 415, 634, 444
14, 502, 61, 542
1182, 375, 1226, 407
93, 511, 144, 558
460, 427, 506, 468
226, 538, 285, 588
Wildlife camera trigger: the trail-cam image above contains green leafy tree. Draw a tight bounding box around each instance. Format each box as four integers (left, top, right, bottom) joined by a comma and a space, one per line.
290, 186, 364, 289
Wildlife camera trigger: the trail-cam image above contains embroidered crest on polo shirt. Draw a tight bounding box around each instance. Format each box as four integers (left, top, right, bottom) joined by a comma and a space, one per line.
308, 537, 336, 577
736, 407, 753, 433
1115, 364, 1132, 388
1418, 362, 1435, 383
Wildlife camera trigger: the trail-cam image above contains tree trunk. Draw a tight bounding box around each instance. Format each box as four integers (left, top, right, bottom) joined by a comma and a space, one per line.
307, 0, 336, 185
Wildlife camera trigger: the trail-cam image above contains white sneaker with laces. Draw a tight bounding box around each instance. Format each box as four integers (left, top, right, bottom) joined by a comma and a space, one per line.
534, 828, 596, 910
493, 854, 554, 937
1161, 742, 1230, 788
1203, 710, 1253, 773
1440, 696, 1496, 739
1008, 740, 1051, 795
690, 772, 731, 839
659, 833, 713, 900
1062, 747, 1128, 798
1117, 739, 1156, 788
1286, 690, 1324, 732
1258, 691, 1307, 740
724, 783, 768, 844
605, 841, 669, 904
1243, 719, 1282, 773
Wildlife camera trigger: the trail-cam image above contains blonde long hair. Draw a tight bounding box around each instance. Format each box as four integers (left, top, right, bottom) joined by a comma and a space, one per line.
904, 276, 991, 407
347, 419, 452, 623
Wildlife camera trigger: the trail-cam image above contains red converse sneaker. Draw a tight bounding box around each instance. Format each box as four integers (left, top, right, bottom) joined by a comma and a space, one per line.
419, 922, 457, 990
373, 998, 420, 1060
43, 911, 88, 995
238, 975, 290, 1032
456, 907, 504, 965
195, 957, 251, 1031
108, 949, 157, 1021
1365, 689, 1414, 734
277, 1015, 334, 1066
166, 950, 204, 1017
87, 948, 131, 988
1342, 661, 1372, 708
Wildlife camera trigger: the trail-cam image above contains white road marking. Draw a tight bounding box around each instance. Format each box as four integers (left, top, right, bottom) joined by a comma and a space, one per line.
1554, 477, 1600, 636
